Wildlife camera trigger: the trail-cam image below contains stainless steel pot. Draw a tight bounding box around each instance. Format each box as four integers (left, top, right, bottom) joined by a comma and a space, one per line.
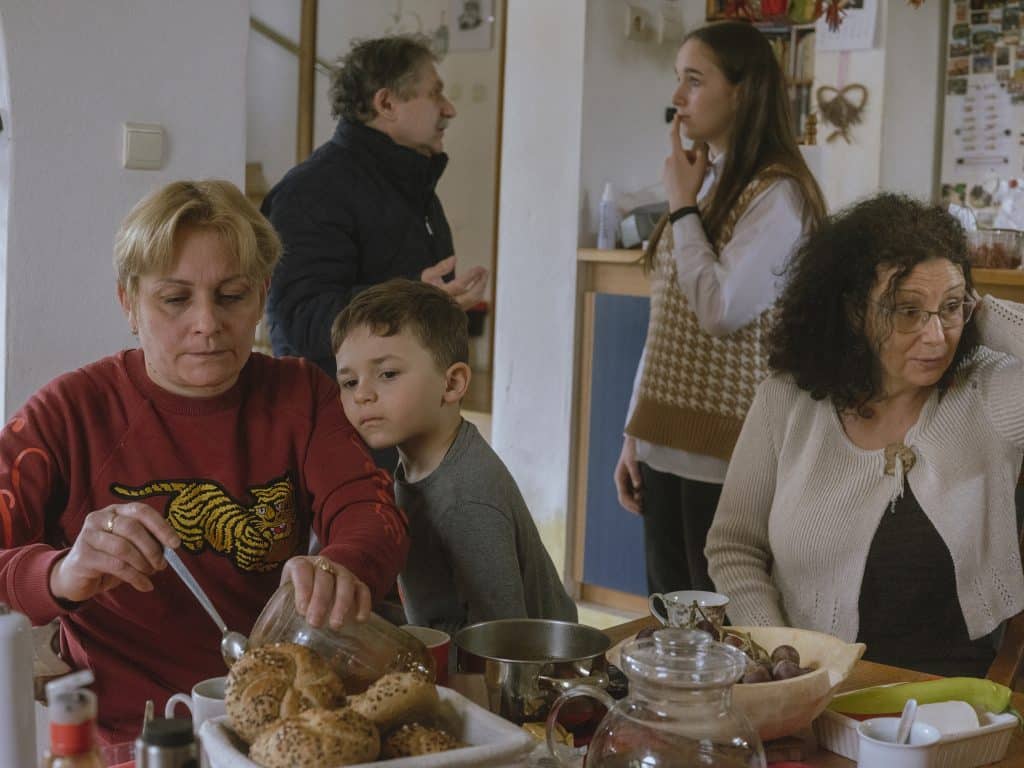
454, 619, 611, 723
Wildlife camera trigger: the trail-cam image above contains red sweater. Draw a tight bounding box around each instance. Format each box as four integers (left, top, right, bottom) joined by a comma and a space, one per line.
0, 349, 408, 742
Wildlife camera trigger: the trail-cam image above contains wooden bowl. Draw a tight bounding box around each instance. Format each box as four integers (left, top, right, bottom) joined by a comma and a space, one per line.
729, 626, 865, 741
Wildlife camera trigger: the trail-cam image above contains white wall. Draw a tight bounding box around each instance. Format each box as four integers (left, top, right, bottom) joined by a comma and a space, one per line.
578, 0, 707, 245
0, 11, 10, 413
492, 0, 587, 570
879, 0, 944, 200
246, 0, 502, 302
0, 0, 249, 417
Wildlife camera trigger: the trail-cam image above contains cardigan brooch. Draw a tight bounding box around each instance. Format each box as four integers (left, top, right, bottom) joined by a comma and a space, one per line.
883, 443, 916, 476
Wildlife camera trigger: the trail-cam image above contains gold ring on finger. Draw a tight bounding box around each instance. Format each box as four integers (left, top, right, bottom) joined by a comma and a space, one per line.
316, 557, 333, 575
105, 511, 118, 534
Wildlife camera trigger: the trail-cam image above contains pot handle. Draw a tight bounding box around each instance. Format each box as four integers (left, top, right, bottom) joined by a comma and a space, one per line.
545, 685, 615, 768
537, 669, 610, 693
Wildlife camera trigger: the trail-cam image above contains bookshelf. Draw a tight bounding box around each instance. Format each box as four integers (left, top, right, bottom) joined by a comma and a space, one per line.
757, 22, 817, 143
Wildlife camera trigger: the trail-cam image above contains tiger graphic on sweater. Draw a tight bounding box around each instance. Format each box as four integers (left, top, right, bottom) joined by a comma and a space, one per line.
110, 475, 296, 572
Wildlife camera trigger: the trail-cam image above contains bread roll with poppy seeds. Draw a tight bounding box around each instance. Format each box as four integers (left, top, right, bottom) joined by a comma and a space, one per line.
346, 671, 439, 731
225, 642, 346, 742
249, 707, 379, 767
381, 722, 462, 758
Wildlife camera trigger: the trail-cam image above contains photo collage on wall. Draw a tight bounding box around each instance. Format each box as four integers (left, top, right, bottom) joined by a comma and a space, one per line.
941, 0, 1024, 217
947, 0, 1024, 101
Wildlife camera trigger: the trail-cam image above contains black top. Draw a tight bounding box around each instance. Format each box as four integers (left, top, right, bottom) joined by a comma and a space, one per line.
262, 120, 454, 375
857, 486, 996, 677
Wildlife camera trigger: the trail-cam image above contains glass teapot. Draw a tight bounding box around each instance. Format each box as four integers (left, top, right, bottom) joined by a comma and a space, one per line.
545, 628, 766, 768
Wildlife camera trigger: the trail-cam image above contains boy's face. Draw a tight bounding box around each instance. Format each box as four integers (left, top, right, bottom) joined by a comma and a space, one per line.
335, 326, 451, 450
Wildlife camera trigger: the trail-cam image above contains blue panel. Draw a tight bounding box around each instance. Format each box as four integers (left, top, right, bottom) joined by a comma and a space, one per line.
582, 293, 650, 596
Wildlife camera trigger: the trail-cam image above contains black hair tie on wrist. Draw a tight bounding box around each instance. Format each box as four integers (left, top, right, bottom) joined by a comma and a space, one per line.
669, 205, 700, 224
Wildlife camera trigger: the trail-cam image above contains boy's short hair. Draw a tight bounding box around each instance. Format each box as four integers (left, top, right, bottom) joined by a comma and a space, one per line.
331, 279, 469, 370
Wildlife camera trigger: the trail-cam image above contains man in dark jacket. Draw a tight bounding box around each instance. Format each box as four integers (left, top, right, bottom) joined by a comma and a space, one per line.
262, 35, 487, 376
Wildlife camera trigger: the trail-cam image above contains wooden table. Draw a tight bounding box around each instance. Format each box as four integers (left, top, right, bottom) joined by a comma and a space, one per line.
604, 616, 1024, 767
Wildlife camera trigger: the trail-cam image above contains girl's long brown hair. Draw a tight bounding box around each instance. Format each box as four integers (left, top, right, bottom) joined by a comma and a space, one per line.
645, 22, 826, 269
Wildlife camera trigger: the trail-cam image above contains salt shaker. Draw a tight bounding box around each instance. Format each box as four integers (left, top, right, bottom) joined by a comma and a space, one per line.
135, 718, 199, 768
0, 602, 37, 768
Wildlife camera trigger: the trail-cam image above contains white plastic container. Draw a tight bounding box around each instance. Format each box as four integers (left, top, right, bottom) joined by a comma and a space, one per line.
0, 603, 36, 768
200, 685, 535, 768
597, 181, 619, 250
815, 706, 1016, 767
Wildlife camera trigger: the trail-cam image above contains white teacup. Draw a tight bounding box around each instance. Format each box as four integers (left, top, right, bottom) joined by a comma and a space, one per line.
165, 676, 226, 768
857, 717, 940, 768
648, 590, 729, 628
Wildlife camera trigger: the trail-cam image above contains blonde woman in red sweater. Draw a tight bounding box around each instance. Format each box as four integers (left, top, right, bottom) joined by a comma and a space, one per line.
0, 180, 408, 742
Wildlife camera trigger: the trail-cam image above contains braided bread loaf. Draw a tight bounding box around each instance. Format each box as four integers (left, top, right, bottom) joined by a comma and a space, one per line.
249, 707, 379, 768
225, 642, 346, 742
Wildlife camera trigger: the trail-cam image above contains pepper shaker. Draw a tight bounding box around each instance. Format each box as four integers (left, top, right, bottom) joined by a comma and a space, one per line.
135, 718, 199, 768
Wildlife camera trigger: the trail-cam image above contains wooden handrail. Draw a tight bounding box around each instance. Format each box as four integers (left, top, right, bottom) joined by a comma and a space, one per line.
296, 0, 318, 162
249, 16, 334, 76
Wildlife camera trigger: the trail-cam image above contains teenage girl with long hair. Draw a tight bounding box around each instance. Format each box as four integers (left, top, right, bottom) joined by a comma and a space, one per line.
614, 21, 827, 595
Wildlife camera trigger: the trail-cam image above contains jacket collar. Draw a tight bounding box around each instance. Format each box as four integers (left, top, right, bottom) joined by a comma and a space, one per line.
332, 119, 448, 193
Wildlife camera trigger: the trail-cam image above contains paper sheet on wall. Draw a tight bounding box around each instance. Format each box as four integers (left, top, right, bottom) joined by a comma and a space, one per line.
952, 80, 1013, 170
815, 0, 879, 51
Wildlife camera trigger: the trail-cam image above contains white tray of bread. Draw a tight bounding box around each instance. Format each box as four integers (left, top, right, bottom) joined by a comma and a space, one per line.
200, 642, 534, 768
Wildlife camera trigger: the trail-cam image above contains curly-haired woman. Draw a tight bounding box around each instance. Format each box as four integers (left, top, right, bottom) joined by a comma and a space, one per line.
614, 21, 826, 595
706, 193, 1024, 676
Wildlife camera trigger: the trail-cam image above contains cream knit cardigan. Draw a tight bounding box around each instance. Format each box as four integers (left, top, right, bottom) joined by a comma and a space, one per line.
706, 295, 1024, 642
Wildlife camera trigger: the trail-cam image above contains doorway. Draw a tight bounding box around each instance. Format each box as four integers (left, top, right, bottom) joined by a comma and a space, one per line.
246, 0, 505, 415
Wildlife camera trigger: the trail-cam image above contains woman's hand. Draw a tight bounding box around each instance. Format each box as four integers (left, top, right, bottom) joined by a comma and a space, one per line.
663, 113, 707, 212
614, 436, 644, 515
49, 503, 180, 603
282, 555, 371, 630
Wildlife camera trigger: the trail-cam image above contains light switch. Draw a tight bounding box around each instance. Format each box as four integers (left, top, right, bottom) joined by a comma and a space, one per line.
123, 122, 164, 170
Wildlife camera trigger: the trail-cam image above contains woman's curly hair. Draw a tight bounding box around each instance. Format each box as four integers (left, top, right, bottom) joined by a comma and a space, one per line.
768, 193, 978, 413
329, 35, 435, 124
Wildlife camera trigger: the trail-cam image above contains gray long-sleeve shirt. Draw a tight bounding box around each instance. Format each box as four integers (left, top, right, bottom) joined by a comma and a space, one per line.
394, 420, 578, 636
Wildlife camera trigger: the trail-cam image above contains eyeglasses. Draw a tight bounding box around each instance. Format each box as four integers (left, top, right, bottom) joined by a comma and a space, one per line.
874, 298, 977, 334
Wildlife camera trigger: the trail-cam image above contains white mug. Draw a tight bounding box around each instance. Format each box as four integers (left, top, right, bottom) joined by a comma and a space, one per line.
165, 676, 226, 768
857, 717, 940, 768
648, 590, 729, 628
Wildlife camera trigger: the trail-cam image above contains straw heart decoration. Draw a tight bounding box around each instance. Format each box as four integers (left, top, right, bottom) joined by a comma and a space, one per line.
816, 84, 868, 144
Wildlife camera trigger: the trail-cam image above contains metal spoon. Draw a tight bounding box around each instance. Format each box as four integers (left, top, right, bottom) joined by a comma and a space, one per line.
162, 546, 248, 666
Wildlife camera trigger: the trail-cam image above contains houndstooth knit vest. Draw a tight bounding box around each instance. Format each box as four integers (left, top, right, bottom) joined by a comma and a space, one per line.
626, 168, 787, 461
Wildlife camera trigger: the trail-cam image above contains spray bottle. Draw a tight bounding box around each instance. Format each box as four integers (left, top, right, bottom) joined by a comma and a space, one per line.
0, 603, 37, 767
41, 669, 105, 767
597, 181, 620, 250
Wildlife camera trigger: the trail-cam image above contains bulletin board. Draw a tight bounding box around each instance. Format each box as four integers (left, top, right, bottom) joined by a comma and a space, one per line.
940, 0, 1024, 223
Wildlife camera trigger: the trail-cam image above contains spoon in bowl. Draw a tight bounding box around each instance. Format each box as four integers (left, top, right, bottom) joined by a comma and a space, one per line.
162, 546, 248, 666
895, 697, 918, 745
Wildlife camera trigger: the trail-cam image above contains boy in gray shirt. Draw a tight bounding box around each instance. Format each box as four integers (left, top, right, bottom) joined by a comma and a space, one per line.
331, 279, 577, 635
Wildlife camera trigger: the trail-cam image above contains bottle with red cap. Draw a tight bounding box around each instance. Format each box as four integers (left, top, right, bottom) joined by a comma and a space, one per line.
40, 669, 106, 767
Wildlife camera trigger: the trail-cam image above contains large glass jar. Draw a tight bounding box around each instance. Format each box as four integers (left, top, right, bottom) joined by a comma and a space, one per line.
546, 628, 766, 768
247, 582, 434, 693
